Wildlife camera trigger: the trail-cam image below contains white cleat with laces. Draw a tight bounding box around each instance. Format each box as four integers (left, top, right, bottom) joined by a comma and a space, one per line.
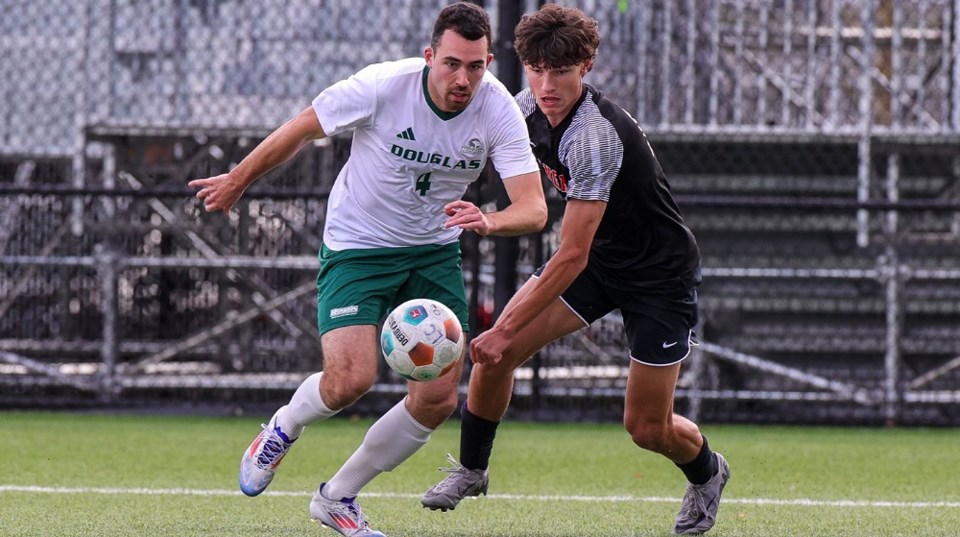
238, 406, 296, 497
310, 483, 386, 537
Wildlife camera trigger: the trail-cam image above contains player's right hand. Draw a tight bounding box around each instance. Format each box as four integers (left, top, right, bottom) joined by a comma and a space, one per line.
188, 173, 246, 214
469, 327, 509, 365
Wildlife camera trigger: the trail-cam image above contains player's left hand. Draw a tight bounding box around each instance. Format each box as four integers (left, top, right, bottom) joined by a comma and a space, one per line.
442, 200, 494, 235
469, 327, 510, 364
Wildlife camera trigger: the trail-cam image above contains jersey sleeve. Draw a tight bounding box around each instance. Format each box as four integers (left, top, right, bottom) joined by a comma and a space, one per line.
486, 92, 539, 180
312, 63, 379, 136
559, 114, 623, 202
514, 88, 537, 118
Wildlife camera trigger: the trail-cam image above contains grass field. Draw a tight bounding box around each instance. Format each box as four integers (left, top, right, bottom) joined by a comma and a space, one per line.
2, 411, 958, 536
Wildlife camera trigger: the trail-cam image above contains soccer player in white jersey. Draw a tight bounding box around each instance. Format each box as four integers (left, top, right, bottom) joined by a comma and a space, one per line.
188, 4, 546, 536
421, 5, 729, 535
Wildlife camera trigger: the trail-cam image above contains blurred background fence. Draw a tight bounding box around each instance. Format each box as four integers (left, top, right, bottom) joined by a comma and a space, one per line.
2, 0, 960, 425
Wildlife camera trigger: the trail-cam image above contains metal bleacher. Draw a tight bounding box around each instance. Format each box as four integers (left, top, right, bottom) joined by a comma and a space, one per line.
2, 0, 960, 425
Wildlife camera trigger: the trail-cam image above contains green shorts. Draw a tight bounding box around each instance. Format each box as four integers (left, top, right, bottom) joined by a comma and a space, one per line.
316, 242, 470, 336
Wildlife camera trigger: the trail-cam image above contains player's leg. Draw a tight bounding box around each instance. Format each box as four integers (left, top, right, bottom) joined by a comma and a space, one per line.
239, 325, 377, 497
313, 359, 465, 537
620, 296, 729, 534
400, 241, 472, 429
422, 276, 588, 511
307, 325, 391, 537
623, 359, 729, 534
240, 245, 403, 499
322, 356, 465, 502
316, 244, 466, 535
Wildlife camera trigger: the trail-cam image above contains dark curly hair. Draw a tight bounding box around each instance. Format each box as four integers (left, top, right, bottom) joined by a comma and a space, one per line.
514, 4, 600, 69
431, 2, 492, 50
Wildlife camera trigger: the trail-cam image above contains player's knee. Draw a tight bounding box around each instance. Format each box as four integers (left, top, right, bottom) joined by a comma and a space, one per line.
434, 394, 459, 420
321, 371, 375, 409
625, 419, 669, 454
407, 392, 458, 428
421, 389, 460, 415
472, 361, 515, 384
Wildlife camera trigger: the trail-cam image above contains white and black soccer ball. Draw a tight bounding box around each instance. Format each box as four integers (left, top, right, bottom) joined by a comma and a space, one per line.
380, 298, 465, 381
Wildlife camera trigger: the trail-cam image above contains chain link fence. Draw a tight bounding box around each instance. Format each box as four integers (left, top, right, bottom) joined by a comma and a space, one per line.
3, 0, 960, 424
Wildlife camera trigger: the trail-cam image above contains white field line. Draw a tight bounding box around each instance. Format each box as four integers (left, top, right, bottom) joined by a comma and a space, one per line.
0, 485, 957, 509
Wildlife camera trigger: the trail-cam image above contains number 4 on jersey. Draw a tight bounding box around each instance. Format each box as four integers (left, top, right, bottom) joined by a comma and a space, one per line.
415, 172, 432, 196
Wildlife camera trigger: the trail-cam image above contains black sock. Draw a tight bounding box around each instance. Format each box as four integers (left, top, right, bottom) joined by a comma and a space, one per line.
675, 434, 717, 485
459, 402, 500, 471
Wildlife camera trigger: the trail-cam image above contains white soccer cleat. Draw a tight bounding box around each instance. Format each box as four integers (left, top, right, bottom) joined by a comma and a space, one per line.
310, 483, 387, 537
238, 406, 296, 497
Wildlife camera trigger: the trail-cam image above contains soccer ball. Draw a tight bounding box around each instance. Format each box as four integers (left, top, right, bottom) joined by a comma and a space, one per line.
380, 298, 465, 381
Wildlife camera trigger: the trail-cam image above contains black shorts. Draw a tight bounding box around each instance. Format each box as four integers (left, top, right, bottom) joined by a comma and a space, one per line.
534, 262, 699, 366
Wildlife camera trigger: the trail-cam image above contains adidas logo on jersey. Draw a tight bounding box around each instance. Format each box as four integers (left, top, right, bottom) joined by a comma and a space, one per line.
396, 127, 416, 141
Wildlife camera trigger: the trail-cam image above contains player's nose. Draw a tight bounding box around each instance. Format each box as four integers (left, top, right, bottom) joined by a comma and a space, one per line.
453, 66, 470, 86
540, 72, 558, 90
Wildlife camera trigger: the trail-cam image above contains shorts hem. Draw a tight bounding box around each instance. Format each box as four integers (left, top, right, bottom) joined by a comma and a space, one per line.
628, 329, 696, 366
558, 296, 590, 327
318, 321, 379, 337
629, 353, 688, 367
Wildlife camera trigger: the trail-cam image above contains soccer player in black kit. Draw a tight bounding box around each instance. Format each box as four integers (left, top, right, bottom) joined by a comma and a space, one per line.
421, 4, 730, 535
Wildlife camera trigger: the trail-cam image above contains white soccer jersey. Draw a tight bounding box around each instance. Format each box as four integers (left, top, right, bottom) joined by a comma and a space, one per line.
313, 57, 538, 249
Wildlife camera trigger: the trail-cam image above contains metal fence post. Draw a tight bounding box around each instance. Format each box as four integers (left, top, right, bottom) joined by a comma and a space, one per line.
96, 243, 120, 403
856, 0, 876, 248
882, 152, 902, 425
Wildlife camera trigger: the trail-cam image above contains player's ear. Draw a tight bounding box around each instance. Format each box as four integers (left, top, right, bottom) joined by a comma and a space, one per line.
581, 60, 593, 76
424, 46, 434, 66
485, 53, 494, 67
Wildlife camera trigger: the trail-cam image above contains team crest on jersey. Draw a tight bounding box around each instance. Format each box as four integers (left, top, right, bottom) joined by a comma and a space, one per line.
461, 138, 484, 155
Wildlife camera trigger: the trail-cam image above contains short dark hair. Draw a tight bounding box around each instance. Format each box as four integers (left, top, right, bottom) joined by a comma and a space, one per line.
431, 2, 492, 50
514, 4, 600, 69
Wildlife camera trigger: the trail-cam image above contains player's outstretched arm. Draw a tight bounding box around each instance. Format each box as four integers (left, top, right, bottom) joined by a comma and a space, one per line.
443, 171, 546, 236
188, 107, 326, 213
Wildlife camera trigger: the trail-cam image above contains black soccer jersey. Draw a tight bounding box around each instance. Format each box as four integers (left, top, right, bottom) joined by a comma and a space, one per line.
516, 84, 701, 292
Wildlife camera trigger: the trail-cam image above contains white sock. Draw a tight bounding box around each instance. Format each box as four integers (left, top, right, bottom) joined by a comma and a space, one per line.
276, 372, 339, 439
323, 397, 432, 500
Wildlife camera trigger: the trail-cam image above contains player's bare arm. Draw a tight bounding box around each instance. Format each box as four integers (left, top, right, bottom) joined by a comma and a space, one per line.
188, 107, 326, 213
443, 171, 546, 236
469, 198, 605, 364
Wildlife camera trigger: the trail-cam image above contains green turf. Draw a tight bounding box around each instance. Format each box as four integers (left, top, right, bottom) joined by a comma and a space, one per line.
1, 411, 958, 536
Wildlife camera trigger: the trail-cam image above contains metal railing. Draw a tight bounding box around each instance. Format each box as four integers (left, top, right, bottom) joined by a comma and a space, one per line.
2, 0, 960, 424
